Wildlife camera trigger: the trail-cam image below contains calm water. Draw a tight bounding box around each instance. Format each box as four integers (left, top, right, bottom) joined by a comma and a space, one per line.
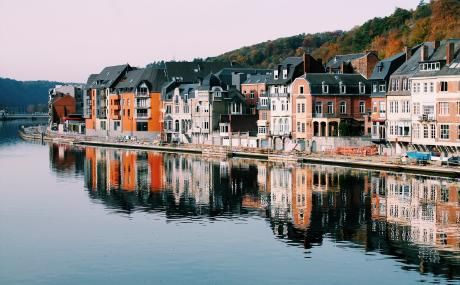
0, 120, 459, 285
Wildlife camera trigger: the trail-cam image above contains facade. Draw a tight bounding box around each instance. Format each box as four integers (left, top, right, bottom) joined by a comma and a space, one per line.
241, 74, 270, 115
410, 40, 460, 153
291, 73, 371, 148
84, 64, 132, 136
48, 84, 84, 128
258, 54, 324, 150
386, 43, 433, 154
369, 48, 413, 147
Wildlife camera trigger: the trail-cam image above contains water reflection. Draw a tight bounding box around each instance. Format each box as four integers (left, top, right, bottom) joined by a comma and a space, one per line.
49, 144, 460, 280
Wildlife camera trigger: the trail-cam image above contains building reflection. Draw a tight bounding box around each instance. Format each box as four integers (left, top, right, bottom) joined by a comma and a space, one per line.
49, 144, 460, 279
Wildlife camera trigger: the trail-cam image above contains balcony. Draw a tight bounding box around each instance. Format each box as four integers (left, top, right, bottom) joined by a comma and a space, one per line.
136, 91, 150, 98
313, 113, 337, 118
271, 131, 291, 136
135, 103, 151, 109
418, 114, 435, 122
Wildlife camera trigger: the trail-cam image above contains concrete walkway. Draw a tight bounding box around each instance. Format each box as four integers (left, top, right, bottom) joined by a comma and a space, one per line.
18, 128, 460, 178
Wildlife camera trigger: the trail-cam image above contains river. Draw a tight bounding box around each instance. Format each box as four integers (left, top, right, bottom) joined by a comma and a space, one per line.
0, 119, 459, 285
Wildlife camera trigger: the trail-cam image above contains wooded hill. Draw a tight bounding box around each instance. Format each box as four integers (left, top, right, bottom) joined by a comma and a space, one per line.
208, 0, 460, 67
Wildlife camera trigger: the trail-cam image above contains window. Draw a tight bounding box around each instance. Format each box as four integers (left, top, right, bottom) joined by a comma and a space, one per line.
379, 102, 385, 113
413, 103, 420, 115
420, 62, 440, 71
430, 82, 434, 92
413, 124, 419, 138
175, 106, 179, 113
423, 124, 429, 138
231, 103, 241, 114
261, 98, 268, 106
166, 105, 172, 114
430, 124, 436, 139
203, 121, 209, 130
440, 81, 448, 92
272, 103, 276, 111
360, 101, 365, 114
315, 102, 322, 114
195, 105, 200, 113
327, 102, 333, 114
440, 125, 449, 139
359, 82, 365, 94
297, 103, 301, 113
403, 79, 408, 90
258, 126, 266, 134
402, 100, 410, 113
340, 101, 346, 114
282, 69, 288, 79
250, 91, 255, 99
340, 82, 346, 94
302, 123, 305, 133
373, 83, 377, 93
297, 122, 301, 132
423, 82, 428, 93
274, 70, 278, 80
394, 101, 399, 113
299, 86, 304, 94
379, 84, 386, 92
457, 102, 460, 115
322, 82, 329, 94
100, 121, 106, 130
301, 103, 305, 113
439, 102, 449, 115
136, 122, 148, 132
395, 79, 400, 91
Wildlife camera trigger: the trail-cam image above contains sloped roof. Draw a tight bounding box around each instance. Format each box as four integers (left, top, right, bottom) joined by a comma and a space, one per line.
326, 52, 367, 69
412, 39, 460, 78
369, 51, 406, 81
393, 42, 434, 76
163, 61, 234, 82
86, 64, 131, 89
114, 67, 168, 92
303, 73, 371, 95
243, 74, 271, 84
267, 57, 304, 85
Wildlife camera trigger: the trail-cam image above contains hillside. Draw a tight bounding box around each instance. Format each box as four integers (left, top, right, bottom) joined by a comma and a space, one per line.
0, 78, 66, 112
208, 0, 460, 67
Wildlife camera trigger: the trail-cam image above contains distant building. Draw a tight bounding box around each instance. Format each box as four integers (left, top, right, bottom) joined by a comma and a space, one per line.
48, 84, 84, 132
325, 51, 379, 79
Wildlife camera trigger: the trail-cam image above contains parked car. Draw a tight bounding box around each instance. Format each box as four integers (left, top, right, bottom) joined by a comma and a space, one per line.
442, 156, 460, 166
430, 151, 448, 163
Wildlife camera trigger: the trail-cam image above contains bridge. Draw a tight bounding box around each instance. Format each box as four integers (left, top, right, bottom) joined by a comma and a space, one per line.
1, 113, 48, 120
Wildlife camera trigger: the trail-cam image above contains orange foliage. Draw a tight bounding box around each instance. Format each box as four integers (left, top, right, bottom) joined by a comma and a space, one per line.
429, 0, 460, 40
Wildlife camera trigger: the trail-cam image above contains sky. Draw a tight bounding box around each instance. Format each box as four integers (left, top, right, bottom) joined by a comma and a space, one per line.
0, 0, 420, 82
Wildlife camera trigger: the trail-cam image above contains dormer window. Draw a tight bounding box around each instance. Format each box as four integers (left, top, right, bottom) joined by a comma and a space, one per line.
420, 62, 440, 71
282, 69, 288, 79
339, 82, 346, 94
214, 91, 221, 97
299, 86, 304, 94
359, 82, 365, 94
322, 82, 329, 94
274, 70, 279, 80
377, 64, 383, 73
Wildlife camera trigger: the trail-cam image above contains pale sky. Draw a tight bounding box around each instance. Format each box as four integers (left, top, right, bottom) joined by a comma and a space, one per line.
0, 0, 420, 82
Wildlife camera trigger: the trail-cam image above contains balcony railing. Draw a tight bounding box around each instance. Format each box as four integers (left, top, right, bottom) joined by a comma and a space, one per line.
136, 92, 149, 97
418, 114, 435, 121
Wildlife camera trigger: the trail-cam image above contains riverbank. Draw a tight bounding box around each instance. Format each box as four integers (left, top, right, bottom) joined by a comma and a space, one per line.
18, 128, 460, 178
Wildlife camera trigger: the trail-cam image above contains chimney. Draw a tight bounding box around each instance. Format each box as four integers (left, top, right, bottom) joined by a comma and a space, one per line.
421, 45, 429, 61
434, 40, 440, 50
404, 46, 412, 62
303, 53, 311, 74
446, 42, 455, 65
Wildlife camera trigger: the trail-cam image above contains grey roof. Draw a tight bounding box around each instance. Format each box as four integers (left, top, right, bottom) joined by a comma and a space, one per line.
392, 42, 435, 76
85, 74, 99, 88
91, 64, 131, 89
178, 83, 199, 99
197, 74, 222, 90
412, 39, 460, 78
303, 73, 371, 95
162, 61, 234, 82
114, 67, 168, 92
243, 74, 271, 84
267, 57, 304, 85
369, 48, 416, 81
326, 52, 366, 69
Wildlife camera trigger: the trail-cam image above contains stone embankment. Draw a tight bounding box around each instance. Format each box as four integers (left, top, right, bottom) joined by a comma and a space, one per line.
18, 127, 460, 178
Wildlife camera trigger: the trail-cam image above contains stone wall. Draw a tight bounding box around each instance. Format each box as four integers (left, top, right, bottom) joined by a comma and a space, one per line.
310, 136, 373, 152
